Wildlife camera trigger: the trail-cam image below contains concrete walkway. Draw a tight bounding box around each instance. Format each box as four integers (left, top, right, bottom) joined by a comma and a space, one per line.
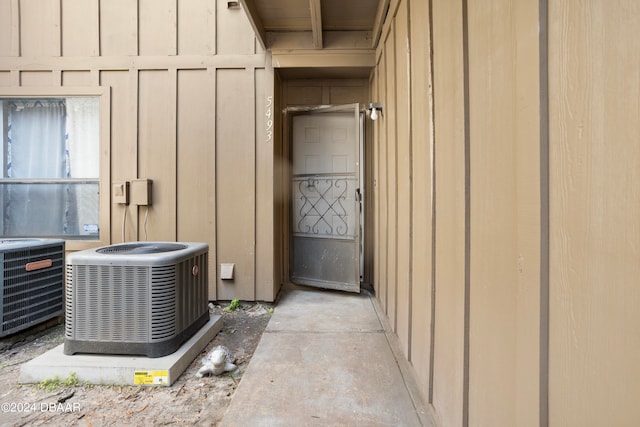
220, 285, 434, 427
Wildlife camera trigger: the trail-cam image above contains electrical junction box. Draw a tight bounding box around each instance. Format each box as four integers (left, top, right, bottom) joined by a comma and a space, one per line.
131, 179, 152, 206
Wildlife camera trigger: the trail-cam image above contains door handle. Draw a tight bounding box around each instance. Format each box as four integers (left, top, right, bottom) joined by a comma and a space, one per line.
355, 188, 362, 202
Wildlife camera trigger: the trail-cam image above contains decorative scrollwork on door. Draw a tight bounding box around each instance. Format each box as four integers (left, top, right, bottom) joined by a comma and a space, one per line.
293, 175, 355, 238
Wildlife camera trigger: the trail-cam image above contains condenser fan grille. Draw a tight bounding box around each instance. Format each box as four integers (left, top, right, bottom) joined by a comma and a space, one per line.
150, 266, 177, 341
96, 243, 187, 255
70, 265, 151, 342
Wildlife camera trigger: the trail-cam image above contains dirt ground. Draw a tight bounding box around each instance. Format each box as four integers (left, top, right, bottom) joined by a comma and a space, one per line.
0, 302, 272, 427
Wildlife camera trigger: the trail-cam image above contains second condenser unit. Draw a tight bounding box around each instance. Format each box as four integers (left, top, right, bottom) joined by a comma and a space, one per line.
0, 238, 65, 337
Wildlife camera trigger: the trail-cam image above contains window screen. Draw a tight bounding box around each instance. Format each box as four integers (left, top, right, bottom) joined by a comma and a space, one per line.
0, 97, 100, 239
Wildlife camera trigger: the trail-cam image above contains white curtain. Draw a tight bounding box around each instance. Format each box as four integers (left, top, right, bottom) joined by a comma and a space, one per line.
8, 100, 66, 179
66, 97, 100, 236
5, 100, 69, 236
66, 97, 99, 179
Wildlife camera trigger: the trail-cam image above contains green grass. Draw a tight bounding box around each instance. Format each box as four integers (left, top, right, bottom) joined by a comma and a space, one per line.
38, 372, 79, 391
225, 299, 240, 312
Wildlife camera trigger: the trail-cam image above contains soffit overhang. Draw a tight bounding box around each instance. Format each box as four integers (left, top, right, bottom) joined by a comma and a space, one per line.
238, 0, 388, 76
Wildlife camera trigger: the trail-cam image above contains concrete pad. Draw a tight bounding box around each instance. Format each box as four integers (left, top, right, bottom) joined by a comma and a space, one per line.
267, 288, 383, 333
221, 287, 423, 427
18, 314, 222, 387
222, 331, 421, 427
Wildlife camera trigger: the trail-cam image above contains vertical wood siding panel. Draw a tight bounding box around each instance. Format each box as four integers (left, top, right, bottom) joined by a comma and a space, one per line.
20, 0, 60, 57
99, 0, 138, 56
394, 0, 412, 359
139, 0, 175, 56
514, 1, 542, 425
98, 88, 112, 249
384, 26, 398, 330
101, 70, 138, 243
176, 69, 217, 297
408, 0, 434, 402
216, 68, 256, 301
10, 0, 20, 56
467, 0, 519, 425
363, 94, 375, 287
178, 0, 216, 55
549, 1, 640, 425
216, 0, 254, 55
272, 73, 284, 297
61, 0, 98, 56
365, 109, 374, 286
209, 67, 218, 299
431, 0, 467, 424
138, 70, 177, 241
371, 69, 381, 296
376, 56, 389, 314
167, 0, 177, 55
256, 67, 276, 301
0, 4, 10, 56
0, 1, 17, 56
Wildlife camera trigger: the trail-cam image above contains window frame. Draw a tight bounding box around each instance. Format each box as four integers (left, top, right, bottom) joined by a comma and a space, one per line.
0, 87, 111, 251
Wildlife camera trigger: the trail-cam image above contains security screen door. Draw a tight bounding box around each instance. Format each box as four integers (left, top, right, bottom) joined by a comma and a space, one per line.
291, 104, 360, 293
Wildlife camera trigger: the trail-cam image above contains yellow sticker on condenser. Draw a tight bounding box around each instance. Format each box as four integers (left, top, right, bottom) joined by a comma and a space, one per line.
134, 370, 169, 385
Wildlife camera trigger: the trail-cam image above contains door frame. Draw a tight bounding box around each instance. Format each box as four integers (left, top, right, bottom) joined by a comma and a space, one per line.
282, 104, 366, 291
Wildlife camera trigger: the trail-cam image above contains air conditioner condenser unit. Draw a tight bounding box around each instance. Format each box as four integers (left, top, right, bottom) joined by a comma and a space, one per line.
0, 238, 65, 337
64, 242, 209, 358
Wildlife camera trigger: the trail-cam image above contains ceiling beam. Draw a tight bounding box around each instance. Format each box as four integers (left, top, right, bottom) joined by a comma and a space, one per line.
309, 0, 323, 49
238, 0, 267, 50
268, 31, 371, 50
271, 49, 375, 69
371, 0, 390, 48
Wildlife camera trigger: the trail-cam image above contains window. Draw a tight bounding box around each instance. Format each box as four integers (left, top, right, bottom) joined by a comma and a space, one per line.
0, 97, 100, 239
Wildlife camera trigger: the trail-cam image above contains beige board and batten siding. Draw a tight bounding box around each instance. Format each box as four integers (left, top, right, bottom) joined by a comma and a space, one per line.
375, 0, 543, 424
373, 0, 640, 426
408, 0, 434, 413
367, 0, 439, 417
382, 20, 399, 334
393, 0, 412, 360
0, 0, 279, 302
467, 0, 542, 425
549, 1, 640, 426
430, 0, 467, 424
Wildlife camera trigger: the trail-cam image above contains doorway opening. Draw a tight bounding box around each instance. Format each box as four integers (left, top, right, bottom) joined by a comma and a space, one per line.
286, 104, 363, 293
